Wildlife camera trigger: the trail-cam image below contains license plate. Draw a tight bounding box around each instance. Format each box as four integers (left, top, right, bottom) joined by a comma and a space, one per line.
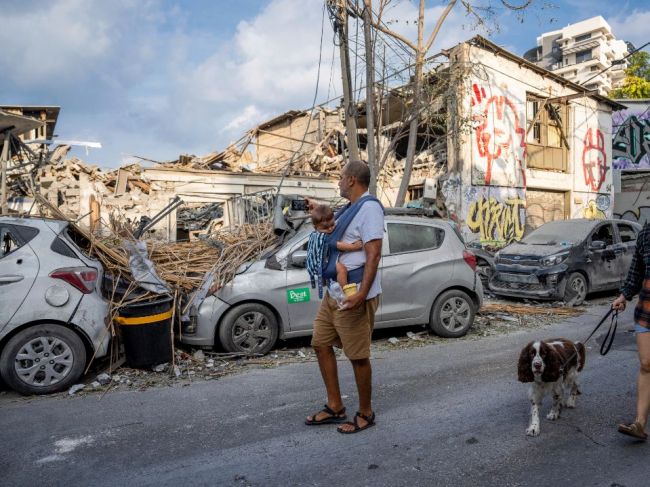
498, 272, 538, 284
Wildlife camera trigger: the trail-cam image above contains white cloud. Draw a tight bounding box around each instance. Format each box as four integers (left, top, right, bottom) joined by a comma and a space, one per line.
609, 10, 650, 49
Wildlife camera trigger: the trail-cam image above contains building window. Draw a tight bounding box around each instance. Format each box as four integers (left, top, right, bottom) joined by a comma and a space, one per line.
526, 94, 569, 171
576, 49, 592, 63
575, 33, 591, 43
590, 65, 599, 72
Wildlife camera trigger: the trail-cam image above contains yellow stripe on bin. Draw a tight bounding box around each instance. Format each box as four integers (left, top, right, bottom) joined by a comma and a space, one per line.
115, 310, 173, 326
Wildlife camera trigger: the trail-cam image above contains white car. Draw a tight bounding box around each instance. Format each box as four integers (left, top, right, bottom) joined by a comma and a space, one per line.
0, 217, 110, 395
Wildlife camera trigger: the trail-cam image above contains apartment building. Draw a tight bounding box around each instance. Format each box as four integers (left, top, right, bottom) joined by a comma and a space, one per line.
524, 16, 630, 96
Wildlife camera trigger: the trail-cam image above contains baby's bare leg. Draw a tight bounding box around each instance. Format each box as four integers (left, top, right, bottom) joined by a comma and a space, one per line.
336, 261, 348, 288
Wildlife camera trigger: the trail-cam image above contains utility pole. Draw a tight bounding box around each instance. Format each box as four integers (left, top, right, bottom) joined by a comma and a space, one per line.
331, 0, 360, 163
1, 131, 10, 216
362, 0, 378, 195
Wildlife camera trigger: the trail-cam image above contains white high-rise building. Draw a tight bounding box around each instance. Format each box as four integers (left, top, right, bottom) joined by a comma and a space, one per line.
524, 16, 630, 96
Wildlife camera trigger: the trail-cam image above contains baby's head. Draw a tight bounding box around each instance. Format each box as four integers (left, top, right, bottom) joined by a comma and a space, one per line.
312, 205, 335, 234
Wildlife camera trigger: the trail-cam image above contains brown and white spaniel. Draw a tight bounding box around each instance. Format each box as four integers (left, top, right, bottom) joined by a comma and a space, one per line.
517, 338, 586, 436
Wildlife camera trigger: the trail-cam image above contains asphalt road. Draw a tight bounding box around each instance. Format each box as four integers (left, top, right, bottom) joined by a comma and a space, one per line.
1, 302, 647, 487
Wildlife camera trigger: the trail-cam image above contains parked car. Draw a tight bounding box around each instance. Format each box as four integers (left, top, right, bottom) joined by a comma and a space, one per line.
0, 217, 110, 395
181, 215, 484, 354
489, 219, 642, 305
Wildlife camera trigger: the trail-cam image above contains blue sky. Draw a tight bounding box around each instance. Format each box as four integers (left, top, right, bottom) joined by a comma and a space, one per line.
0, 0, 648, 168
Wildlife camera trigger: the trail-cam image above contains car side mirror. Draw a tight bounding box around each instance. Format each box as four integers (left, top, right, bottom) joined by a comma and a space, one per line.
590, 240, 606, 250
290, 250, 308, 268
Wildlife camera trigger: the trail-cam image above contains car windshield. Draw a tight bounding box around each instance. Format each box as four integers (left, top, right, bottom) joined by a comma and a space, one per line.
521, 221, 594, 245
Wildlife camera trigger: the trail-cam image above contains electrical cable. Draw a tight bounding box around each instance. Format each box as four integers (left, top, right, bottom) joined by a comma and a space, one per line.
273, 2, 327, 201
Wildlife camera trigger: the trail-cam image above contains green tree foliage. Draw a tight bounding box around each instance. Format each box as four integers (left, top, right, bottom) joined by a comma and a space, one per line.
610, 51, 650, 99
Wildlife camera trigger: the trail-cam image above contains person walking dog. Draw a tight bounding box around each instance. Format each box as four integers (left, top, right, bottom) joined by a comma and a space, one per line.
613, 223, 650, 441
304, 160, 384, 434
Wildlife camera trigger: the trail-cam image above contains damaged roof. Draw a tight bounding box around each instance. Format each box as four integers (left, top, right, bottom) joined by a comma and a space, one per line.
466, 36, 627, 111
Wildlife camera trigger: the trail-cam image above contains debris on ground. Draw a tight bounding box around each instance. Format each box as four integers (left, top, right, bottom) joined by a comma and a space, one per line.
68, 384, 85, 396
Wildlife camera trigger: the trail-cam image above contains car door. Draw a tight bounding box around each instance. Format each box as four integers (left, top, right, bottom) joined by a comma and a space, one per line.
284, 235, 325, 333
0, 225, 40, 329
586, 222, 620, 291
615, 222, 639, 283
379, 221, 447, 324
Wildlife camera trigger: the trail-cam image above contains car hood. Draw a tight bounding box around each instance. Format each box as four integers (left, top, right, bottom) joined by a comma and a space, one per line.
500, 242, 574, 258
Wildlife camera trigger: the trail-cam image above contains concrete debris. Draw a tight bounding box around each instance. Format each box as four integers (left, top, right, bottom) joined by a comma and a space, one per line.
90, 381, 101, 389
297, 350, 306, 358
192, 350, 205, 361
96, 373, 112, 385
152, 363, 167, 373
68, 384, 85, 396
388, 337, 400, 345
406, 331, 425, 341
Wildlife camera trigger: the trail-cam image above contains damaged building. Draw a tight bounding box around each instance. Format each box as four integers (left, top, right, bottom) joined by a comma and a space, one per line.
3, 37, 626, 247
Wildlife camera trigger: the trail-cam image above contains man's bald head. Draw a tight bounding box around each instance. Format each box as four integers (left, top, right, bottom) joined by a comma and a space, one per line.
342, 160, 370, 188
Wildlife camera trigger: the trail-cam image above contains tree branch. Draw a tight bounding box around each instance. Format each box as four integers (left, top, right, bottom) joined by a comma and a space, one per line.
424, 0, 457, 53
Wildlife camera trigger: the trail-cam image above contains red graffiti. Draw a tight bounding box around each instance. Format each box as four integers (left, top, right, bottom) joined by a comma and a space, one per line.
581, 128, 607, 192
472, 84, 527, 187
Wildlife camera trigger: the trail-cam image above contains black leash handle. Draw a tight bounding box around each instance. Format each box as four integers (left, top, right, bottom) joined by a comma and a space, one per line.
599, 308, 619, 356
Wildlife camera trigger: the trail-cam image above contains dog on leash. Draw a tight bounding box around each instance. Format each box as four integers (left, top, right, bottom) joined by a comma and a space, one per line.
517, 338, 586, 436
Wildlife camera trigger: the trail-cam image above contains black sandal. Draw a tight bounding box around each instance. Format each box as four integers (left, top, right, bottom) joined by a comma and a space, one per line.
337, 411, 376, 434
305, 405, 347, 425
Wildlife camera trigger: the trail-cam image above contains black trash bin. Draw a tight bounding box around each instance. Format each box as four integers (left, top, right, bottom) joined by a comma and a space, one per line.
115, 296, 173, 369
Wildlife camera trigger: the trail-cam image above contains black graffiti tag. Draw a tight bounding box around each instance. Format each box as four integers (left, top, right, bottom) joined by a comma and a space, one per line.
613, 116, 650, 165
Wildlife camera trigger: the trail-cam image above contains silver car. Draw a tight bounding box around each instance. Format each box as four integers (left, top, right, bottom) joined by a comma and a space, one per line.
0, 217, 110, 395
182, 216, 484, 354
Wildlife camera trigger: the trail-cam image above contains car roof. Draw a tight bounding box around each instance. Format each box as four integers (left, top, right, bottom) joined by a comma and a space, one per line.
0, 216, 68, 233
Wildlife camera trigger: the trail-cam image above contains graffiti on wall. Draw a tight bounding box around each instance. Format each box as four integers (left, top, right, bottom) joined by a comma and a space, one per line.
471, 83, 527, 188
613, 116, 650, 169
581, 128, 608, 192
614, 206, 650, 226
465, 189, 526, 244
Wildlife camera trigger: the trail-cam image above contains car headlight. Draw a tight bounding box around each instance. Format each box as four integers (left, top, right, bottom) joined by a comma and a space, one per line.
541, 253, 569, 267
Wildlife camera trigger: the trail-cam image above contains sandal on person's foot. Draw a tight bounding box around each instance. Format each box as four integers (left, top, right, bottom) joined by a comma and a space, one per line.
617, 421, 648, 440
337, 411, 376, 434
305, 405, 347, 425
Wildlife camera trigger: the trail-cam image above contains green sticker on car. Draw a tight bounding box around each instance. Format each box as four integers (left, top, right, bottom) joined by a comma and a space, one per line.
287, 288, 310, 304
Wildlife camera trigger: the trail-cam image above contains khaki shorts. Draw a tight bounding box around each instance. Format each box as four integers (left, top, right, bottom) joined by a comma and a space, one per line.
311, 293, 379, 360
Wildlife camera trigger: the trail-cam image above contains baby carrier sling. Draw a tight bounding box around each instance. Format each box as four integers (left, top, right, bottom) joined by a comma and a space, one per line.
321, 195, 384, 286
306, 195, 384, 298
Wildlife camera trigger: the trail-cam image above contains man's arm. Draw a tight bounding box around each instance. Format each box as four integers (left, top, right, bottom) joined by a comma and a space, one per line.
343, 238, 381, 309
620, 229, 646, 301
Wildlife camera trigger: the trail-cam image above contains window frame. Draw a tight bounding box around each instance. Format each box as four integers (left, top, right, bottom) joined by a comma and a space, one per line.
617, 223, 638, 244
525, 94, 569, 171
386, 222, 445, 255
591, 223, 615, 248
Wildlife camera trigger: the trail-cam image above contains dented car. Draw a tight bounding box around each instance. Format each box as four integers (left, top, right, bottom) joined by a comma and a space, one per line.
182, 216, 484, 355
0, 217, 111, 395
489, 219, 642, 305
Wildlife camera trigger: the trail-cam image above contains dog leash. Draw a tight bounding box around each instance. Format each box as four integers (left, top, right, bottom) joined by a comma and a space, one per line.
559, 307, 619, 373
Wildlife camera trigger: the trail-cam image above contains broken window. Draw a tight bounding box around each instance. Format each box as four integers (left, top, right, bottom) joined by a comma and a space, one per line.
591, 224, 614, 247
526, 94, 569, 172
0, 225, 38, 258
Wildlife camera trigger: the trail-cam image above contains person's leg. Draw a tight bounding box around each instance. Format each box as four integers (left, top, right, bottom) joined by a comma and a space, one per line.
308, 295, 345, 423
307, 345, 344, 421
635, 331, 650, 431
336, 297, 379, 433
336, 261, 348, 288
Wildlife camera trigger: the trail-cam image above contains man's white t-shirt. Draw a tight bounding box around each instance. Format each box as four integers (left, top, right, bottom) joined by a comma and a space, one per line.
337, 192, 385, 299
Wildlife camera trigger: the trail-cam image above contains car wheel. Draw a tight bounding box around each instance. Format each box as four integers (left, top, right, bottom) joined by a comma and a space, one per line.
218, 303, 279, 355
429, 289, 476, 338
564, 272, 587, 306
0, 324, 86, 395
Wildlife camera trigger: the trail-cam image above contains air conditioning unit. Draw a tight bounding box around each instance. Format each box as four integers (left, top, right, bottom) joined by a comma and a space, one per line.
423, 178, 438, 201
